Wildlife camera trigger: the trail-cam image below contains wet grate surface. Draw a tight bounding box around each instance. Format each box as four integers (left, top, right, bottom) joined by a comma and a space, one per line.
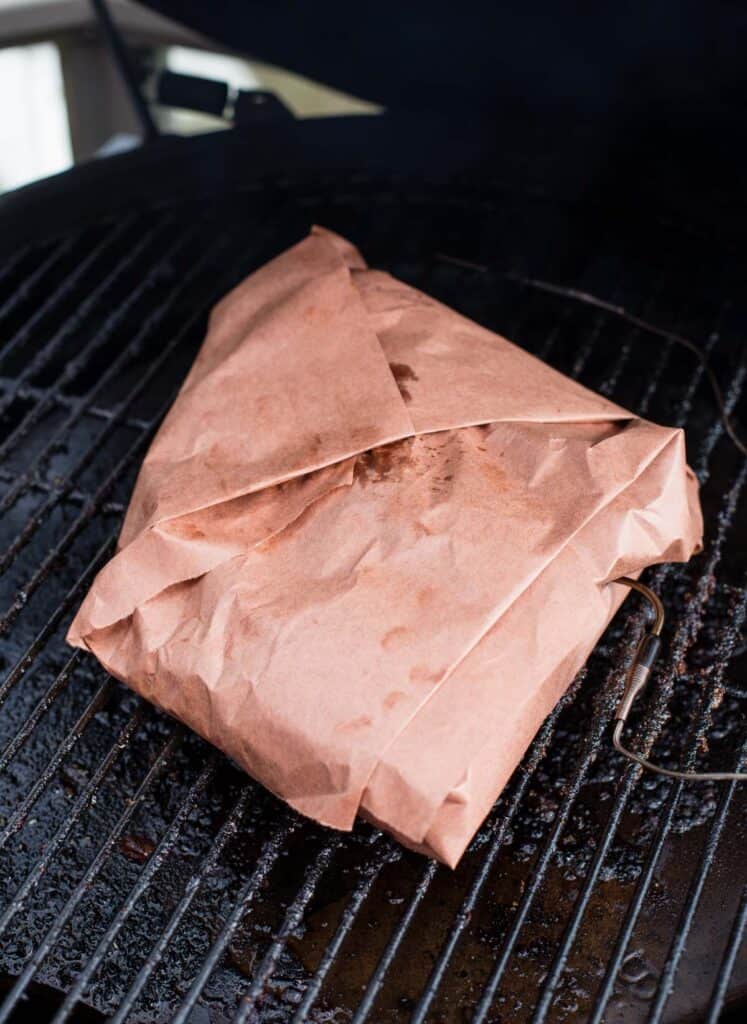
0, 179, 745, 1023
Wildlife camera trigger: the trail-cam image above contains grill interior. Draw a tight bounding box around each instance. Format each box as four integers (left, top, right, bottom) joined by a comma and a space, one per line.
0, 178, 745, 1023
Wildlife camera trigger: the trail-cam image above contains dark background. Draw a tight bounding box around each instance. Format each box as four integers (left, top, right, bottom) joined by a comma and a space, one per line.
3, 0, 747, 249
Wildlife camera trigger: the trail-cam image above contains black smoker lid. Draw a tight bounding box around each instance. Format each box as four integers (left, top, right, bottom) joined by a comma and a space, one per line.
3, 2, 747, 251
135, 0, 746, 122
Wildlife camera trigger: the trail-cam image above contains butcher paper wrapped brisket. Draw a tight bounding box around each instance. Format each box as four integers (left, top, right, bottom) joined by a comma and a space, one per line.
68, 227, 702, 866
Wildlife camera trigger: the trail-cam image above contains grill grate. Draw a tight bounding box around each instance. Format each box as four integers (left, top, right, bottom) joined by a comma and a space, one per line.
0, 179, 744, 1023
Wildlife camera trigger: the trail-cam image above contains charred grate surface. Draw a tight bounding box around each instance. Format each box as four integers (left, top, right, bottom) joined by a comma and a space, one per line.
0, 180, 744, 1024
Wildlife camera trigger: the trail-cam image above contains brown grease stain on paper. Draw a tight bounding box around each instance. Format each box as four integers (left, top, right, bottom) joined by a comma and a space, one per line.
355, 439, 415, 485
382, 626, 410, 649
165, 520, 207, 541
338, 714, 373, 732
409, 664, 447, 684
389, 362, 419, 403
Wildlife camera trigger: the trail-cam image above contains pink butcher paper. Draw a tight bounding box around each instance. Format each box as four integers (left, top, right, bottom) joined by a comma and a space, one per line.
68, 227, 702, 866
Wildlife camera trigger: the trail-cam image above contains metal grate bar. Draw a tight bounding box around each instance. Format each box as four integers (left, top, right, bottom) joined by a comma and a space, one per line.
0, 235, 78, 331
0, 471, 126, 514
0, 226, 270, 872
473, 458, 747, 1023
541, 561, 747, 1024
0, 649, 84, 770
597, 289, 664, 399
0, 379, 151, 432
463, 302, 743, 1019
0, 330, 189, 640
354, 683, 586, 1024
0, 232, 240, 623
342, 292, 667, 1023
695, 361, 747, 483
0, 219, 174, 437
407, 675, 588, 1024
537, 304, 575, 361
705, 886, 747, 1024
0, 242, 32, 293
0, 212, 280, 583
245, 273, 574, 1024
352, 860, 439, 1024
0, 533, 114, 710
0, 218, 135, 377
537, 285, 582, 360
0, 214, 288, 1015
239, 290, 554, 1022
531, 363, 747, 1020
0, 434, 151, 640
290, 840, 396, 1024
0, 704, 147, 938
170, 820, 300, 1024
0, 220, 189, 464
570, 313, 605, 379
51, 754, 220, 1023
0, 217, 192, 477
636, 340, 676, 415
586, 468, 741, 1011
0, 726, 184, 1024
634, 298, 720, 422
648, 660, 747, 1022
398, 289, 678, 1023
0, 676, 116, 850
0, 220, 201, 543
1, 190, 744, 1023
0, 232, 253, 936
600, 291, 680, 407
287, 286, 638, 1024
108, 783, 258, 1024
235, 837, 343, 1022
58, 395, 149, 432
469, 654, 640, 1022
0, 235, 257, 1005
649, 755, 747, 1023
667, 330, 720, 431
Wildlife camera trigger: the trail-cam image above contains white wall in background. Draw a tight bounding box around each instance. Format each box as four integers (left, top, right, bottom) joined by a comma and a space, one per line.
0, 41, 72, 191
0, 36, 379, 193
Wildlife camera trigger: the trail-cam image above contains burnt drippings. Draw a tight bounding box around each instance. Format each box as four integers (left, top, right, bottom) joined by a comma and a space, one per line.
118, 833, 156, 865
355, 438, 416, 485
389, 362, 419, 403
